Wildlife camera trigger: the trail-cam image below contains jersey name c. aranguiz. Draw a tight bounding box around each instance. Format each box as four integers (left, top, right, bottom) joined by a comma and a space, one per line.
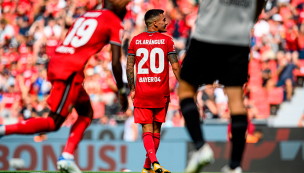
128, 32, 176, 108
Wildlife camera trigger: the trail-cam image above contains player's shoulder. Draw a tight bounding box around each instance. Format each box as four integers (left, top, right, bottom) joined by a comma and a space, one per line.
82, 9, 120, 22
157, 33, 173, 40
81, 9, 103, 18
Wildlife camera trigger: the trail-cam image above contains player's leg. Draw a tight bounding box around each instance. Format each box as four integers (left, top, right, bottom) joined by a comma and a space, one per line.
142, 123, 158, 163
220, 45, 249, 173
152, 120, 171, 173
222, 87, 247, 173
134, 107, 157, 173
62, 88, 92, 156
178, 80, 204, 149
179, 39, 214, 173
0, 76, 78, 137
179, 80, 214, 173
0, 112, 64, 136
57, 100, 92, 173
57, 76, 91, 173
143, 103, 168, 170
153, 121, 161, 153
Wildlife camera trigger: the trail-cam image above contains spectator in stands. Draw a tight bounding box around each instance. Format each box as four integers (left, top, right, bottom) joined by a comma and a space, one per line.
0, 85, 21, 118
167, 8, 190, 51
0, 18, 15, 47
285, 22, 298, 53
44, 18, 61, 39
297, 23, 304, 59
277, 51, 299, 101
197, 85, 218, 119
19, 96, 37, 120
123, 109, 138, 142
36, 98, 50, 118
99, 115, 117, 126
264, 0, 279, 20
243, 94, 259, 119
16, 15, 30, 36
213, 85, 230, 119
171, 110, 185, 127
261, 59, 275, 91
100, 68, 119, 117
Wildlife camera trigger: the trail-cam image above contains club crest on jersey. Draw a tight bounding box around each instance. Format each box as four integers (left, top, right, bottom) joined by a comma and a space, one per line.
136, 39, 165, 45
139, 77, 161, 83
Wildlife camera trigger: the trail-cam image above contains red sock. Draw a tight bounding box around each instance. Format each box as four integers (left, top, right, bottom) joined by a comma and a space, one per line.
144, 133, 161, 168
5, 117, 55, 135
154, 133, 160, 152
63, 116, 91, 155
143, 132, 158, 165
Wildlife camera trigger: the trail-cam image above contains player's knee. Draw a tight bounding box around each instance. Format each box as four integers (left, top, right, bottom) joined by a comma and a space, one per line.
142, 124, 153, 133
178, 80, 197, 100
53, 123, 62, 131
180, 98, 197, 115
75, 101, 94, 120
48, 113, 65, 132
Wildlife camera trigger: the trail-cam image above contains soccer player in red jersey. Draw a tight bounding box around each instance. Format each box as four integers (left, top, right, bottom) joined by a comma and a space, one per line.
0, 0, 130, 172
127, 9, 181, 173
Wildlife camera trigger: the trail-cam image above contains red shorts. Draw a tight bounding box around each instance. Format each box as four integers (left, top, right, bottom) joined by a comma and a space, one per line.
47, 72, 90, 117
134, 105, 168, 124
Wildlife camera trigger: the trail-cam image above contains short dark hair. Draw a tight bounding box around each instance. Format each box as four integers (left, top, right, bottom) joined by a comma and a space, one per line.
144, 9, 164, 27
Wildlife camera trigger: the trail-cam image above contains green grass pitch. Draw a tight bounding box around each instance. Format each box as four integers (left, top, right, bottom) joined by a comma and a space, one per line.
0, 172, 222, 173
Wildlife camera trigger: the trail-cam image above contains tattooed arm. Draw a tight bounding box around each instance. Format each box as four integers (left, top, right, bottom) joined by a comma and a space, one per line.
168, 53, 181, 82
126, 55, 136, 91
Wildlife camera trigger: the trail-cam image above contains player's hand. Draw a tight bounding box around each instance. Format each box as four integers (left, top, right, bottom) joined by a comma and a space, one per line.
119, 93, 128, 112
130, 90, 135, 102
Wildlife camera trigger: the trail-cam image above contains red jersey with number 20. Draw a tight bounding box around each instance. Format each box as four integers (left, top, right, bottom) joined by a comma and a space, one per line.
47, 9, 123, 81
128, 32, 176, 108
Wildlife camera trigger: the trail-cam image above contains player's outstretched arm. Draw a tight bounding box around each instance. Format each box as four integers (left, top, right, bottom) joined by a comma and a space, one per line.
111, 44, 128, 112
126, 55, 135, 101
168, 53, 181, 82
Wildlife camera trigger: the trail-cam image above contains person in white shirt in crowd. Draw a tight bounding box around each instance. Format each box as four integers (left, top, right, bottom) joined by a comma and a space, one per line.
0, 19, 15, 46
124, 109, 138, 142
44, 18, 61, 39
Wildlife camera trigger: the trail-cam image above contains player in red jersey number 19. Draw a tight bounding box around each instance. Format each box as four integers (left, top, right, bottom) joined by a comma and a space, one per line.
127, 10, 181, 173
0, 0, 130, 173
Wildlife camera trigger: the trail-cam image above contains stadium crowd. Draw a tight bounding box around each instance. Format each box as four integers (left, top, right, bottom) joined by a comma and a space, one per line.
0, 0, 304, 128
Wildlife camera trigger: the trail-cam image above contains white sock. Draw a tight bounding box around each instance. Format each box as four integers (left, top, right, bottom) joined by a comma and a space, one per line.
62, 152, 74, 159
0, 126, 5, 135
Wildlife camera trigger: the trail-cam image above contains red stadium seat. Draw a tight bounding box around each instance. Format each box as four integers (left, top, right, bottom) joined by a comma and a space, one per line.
248, 60, 261, 75
268, 87, 284, 105
255, 102, 270, 119
249, 87, 267, 103
293, 60, 304, 77
248, 75, 263, 87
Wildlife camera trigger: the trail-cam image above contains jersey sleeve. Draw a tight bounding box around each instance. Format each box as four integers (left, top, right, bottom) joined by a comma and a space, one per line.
167, 38, 176, 55
128, 38, 136, 56
109, 20, 123, 46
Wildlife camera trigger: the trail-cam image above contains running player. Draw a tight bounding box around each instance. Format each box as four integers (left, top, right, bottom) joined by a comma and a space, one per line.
0, 0, 130, 172
179, 0, 266, 173
127, 9, 181, 173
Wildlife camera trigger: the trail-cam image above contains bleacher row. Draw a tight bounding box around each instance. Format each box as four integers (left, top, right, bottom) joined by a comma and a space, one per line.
248, 59, 304, 118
